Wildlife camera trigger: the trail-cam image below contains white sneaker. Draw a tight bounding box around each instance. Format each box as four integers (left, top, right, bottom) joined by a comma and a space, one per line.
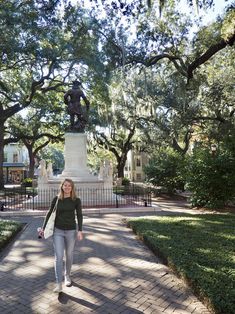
65, 275, 72, 287
53, 283, 62, 293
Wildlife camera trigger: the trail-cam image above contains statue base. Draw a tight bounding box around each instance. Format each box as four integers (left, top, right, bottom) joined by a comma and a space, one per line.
35, 132, 117, 208
60, 132, 97, 181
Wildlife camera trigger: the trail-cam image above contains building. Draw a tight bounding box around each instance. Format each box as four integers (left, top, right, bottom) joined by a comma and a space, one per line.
124, 150, 149, 182
3, 143, 29, 184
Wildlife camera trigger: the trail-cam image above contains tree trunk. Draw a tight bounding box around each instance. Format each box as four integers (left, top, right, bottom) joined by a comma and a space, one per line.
116, 154, 128, 178
117, 162, 125, 178
28, 148, 35, 179
0, 121, 5, 189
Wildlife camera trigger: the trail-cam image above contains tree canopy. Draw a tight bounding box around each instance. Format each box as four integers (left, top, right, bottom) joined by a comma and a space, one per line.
0, 0, 234, 187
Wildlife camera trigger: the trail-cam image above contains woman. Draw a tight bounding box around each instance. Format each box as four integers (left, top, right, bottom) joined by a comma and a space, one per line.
41, 178, 83, 293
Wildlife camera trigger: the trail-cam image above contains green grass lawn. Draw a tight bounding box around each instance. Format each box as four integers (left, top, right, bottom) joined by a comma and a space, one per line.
0, 219, 24, 252
128, 213, 235, 314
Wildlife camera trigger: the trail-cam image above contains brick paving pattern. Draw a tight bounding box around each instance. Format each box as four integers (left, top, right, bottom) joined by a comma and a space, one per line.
0, 210, 212, 314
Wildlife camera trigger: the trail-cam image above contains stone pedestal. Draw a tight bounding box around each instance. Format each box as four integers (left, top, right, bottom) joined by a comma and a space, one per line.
61, 133, 97, 181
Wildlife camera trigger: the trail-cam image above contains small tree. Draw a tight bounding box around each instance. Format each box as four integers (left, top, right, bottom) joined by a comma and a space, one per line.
184, 148, 235, 208
38, 144, 65, 175
144, 148, 185, 194
7, 108, 64, 179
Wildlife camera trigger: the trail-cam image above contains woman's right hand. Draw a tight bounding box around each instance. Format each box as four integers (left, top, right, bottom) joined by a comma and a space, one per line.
40, 229, 44, 238
77, 231, 83, 241
37, 227, 44, 238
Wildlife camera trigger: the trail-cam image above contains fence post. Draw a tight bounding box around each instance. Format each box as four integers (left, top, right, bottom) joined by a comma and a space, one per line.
115, 186, 119, 208
32, 188, 35, 210
148, 191, 152, 206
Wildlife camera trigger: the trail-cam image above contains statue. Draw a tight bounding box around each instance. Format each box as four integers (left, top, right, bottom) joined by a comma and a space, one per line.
64, 80, 90, 132
47, 162, 53, 179
99, 159, 113, 182
38, 159, 48, 183
103, 159, 113, 181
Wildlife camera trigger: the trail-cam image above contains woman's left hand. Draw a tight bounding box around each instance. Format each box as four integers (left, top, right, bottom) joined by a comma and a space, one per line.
77, 231, 83, 241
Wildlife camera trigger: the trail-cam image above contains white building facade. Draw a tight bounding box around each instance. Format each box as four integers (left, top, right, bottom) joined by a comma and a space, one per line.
124, 150, 149, 182
3, 143, 29, 184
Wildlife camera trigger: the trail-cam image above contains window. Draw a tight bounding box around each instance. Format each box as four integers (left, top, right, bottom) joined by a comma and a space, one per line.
136, 158, 141, 167
136, 173, 142, 181
4, 153, 7, 162
13, 153, 18, 163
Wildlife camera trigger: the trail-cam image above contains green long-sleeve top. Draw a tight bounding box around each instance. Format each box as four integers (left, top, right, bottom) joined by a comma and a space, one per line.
43, 196, 83, 231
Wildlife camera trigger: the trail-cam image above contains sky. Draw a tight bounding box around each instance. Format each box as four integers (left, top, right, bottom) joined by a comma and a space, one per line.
180, 0, 233, 24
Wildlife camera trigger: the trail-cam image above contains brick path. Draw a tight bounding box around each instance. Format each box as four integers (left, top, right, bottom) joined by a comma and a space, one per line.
0, 210, 211, 314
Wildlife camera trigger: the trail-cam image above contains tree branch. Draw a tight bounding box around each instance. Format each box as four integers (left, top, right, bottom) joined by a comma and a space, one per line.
146, 53, 181, 67
194, 115, 226, 123
26, 59, 58, 105
5, 103, 21, 120
33, 140, 51, 156
0, 90, 18, 102
187, 33, 235, 80
0, 57, 32, 72
128, 30, 235, 81
3, 137, 20, 145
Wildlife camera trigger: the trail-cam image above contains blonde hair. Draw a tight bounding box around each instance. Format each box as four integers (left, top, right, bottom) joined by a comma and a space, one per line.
58, 178, 77, 200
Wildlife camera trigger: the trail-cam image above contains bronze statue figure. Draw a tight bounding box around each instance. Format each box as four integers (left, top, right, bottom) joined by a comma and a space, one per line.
64, 81, 90, 132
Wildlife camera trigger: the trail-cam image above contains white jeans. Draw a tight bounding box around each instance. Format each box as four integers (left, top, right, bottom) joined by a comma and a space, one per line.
53, 227, 77, 283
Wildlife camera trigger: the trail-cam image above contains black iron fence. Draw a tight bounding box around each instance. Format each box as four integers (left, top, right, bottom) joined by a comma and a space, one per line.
0, 185, 152, 211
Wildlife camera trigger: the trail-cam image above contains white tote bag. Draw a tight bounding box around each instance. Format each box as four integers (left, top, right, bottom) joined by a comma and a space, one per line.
44, 198, 58, 239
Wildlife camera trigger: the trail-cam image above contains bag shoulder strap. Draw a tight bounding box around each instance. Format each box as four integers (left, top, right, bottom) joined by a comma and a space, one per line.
52, 197, 59, 213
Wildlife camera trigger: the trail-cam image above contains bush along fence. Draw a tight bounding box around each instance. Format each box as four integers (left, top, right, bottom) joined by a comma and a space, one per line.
0, 185, 152, 211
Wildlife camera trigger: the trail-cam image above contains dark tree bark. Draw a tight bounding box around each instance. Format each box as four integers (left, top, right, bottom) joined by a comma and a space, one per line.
95, 126, 136, 179
127, 31, 235, 82
0, 121, 5, 189
187, 33, 235, 81
0, 60, 66, 189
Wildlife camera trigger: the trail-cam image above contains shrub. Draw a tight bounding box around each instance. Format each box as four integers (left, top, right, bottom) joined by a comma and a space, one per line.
184, 148, 235, 208
122, 177, 130, 186
144, 148, 185, 194
21, 178, 33, 187
0, 219, 23, 250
